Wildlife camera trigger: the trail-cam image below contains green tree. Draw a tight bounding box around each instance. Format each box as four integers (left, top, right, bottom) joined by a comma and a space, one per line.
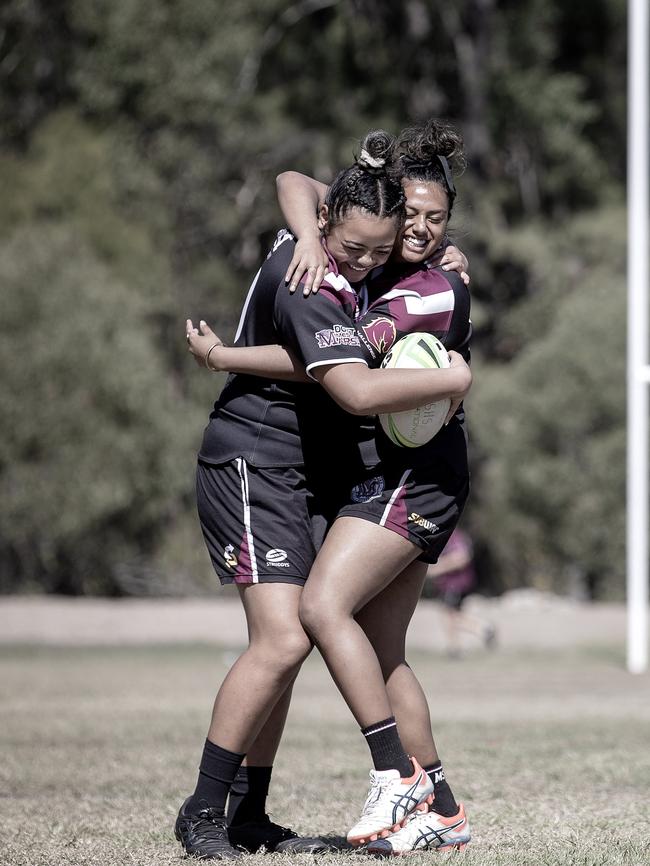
0, 0, 630, 596
0, 223, 199, 593
469, 206, 626, 598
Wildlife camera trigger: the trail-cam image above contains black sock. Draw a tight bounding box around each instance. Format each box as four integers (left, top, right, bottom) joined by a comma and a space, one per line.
425, 762, 458, 817
361, 717, 412, 777
186, 740, 245, 815
227, 765, 273, 825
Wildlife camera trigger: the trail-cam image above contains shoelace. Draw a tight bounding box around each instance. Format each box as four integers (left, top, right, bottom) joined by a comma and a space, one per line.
361, 778, 391, 818
192, 808, 227, 832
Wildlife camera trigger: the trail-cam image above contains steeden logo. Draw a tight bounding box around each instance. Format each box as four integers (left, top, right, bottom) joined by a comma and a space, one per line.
266, 548, 290, 568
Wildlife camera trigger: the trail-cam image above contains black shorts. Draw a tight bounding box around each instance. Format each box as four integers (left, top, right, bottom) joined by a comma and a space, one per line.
338, 459, 470, 564
196, 459, 330, 586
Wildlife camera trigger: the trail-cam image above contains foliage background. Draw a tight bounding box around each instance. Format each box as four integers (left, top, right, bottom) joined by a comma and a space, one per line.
0, 0, 628, 598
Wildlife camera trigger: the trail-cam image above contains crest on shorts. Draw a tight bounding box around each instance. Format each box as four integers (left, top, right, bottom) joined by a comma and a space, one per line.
362, 316, 397, 355
350, 476, 385, 503
223, 544, 238, 568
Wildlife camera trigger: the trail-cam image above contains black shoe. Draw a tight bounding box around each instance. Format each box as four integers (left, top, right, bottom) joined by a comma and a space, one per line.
227, 816, 330, 854
175, 797, 243, 860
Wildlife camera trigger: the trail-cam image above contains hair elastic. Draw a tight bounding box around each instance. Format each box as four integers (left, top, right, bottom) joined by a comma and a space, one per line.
358, 147, 386, 169
401, 153, 456, 202
436, 155, 456, 201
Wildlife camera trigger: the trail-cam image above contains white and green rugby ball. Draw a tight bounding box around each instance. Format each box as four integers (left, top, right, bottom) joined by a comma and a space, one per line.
379, 332, 451, 448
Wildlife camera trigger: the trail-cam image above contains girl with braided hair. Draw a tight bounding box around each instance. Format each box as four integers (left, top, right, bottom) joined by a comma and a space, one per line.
280, 118, 468, 293
176, 130, 471, 860
185, 119, 473, 855
277, 117, 473, 854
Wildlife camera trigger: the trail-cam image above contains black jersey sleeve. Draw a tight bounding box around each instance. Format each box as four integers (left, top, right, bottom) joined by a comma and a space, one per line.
231, 230, 299, 349
273, 274, 369, 376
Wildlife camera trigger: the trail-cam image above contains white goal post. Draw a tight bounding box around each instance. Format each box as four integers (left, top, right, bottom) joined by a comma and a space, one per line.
626, 0, 649, 674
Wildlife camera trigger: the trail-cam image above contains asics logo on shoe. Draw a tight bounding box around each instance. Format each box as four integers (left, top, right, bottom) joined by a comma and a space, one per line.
390, 773, 426, 824
347, 760, 433, 846
366, 807, 470, 855
415, 815, 467, 848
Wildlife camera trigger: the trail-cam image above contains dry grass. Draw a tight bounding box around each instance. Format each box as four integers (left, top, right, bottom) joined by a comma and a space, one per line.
1, 642, 649, 866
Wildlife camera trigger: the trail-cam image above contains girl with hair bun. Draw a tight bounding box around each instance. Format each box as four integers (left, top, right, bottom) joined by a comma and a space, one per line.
175, 130, 472, 860
282, 118, 469, 295
183, 119, 473, 856
270, 117, 472, 854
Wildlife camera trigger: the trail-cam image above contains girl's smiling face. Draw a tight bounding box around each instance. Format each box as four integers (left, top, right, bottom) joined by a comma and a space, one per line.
320, 206, 399, 283
395, 180, 450, 264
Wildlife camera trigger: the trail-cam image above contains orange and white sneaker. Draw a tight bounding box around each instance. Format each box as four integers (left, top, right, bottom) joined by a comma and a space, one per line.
366, 803, 471, 856
346, 758, 433, 846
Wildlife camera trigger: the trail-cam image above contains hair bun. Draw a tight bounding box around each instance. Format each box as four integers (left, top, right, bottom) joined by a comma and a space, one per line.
397, 119, 466, 173
355, 129, 395, 176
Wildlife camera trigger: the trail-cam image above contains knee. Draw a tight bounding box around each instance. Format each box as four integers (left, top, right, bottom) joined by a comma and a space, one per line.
299, 593, 337, 641
281, 628, 313, 667
253, 628, 312, 674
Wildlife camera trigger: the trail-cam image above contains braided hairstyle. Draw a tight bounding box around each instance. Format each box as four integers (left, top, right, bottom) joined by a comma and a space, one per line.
394, 119, 466, 215
323, 130, 406, 230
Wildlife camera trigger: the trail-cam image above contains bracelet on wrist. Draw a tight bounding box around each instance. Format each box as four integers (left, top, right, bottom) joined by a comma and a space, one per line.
205, 342, 221, 372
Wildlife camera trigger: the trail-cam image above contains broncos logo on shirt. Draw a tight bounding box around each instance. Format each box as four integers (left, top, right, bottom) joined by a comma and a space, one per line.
357, 263, 471, 368
361, 316, 397, 356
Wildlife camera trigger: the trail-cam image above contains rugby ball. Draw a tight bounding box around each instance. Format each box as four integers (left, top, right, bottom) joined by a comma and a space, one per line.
379, 333, 451, 447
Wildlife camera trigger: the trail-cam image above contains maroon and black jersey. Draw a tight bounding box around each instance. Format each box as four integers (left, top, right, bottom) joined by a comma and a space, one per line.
199, 231, 373, 469
359, 262, 471, 364
352, 261, 472, 475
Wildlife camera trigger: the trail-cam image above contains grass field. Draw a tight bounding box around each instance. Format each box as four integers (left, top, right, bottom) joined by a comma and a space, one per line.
1, 642, 649, 866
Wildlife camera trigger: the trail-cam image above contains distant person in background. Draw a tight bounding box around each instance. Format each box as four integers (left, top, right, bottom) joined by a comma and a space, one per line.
425, 527, 496, 658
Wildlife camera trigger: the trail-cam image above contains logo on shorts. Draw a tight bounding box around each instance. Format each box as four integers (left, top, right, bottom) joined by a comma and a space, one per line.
350, 476, 385, 503
362, 316, 397, 355
314, 324, 360, 348
266, 548, 290, 568
223, 544, 238, 568
409, 512, 438, 534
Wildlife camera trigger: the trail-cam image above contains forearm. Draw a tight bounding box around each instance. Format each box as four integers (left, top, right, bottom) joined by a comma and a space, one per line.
316, 364, 472, 416
276, 171, 326, 239
209, 344, 310, 382
428, 550, 471, 576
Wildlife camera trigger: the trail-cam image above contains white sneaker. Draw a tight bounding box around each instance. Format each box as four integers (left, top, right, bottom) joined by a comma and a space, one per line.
346, 758, 433, 846
366, 803, 471, 856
